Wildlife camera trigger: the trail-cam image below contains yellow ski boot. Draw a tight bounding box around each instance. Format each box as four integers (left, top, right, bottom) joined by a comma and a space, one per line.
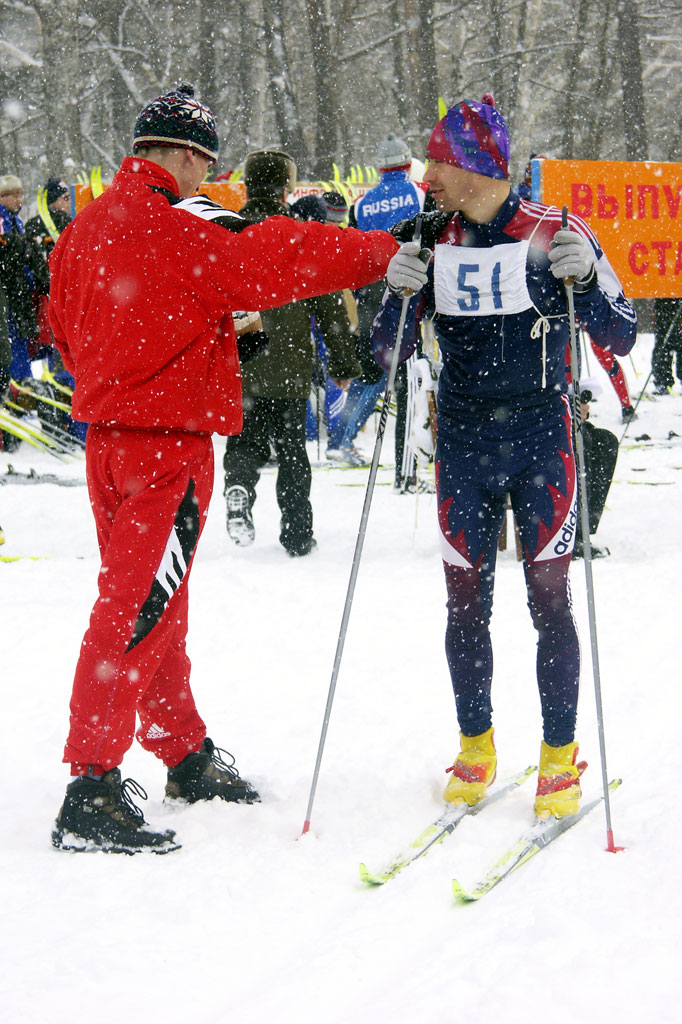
443, 727, 497, 806
534, 740, 587, 819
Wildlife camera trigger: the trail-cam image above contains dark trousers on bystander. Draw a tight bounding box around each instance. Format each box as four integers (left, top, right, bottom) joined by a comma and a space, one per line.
224, 396, 313, 555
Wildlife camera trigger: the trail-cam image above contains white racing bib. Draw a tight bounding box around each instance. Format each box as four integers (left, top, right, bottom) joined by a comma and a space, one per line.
434, 240, 533, 317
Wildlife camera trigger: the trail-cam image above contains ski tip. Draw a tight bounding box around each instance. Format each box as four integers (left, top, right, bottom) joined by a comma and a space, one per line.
452, 878, 477, 903
359, 863, 385, 887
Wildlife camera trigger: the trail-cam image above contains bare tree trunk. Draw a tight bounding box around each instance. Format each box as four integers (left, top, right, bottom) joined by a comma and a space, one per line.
617, 0, 648, 160
198, 1, 220, 118
404, 0, 420, 140
261, 0, 308, 165
404, 0, 438, 143
390, 0, 408, 129
582, 1, 616, 159
96, 0, 134, 168
489, 0, 505, 108
305, 0, 338, 178
505, 0, 528, 128
36, 0, 83, 173
232, 8, 259, 158
561, 0, 590, 158
414, 0, 438, 141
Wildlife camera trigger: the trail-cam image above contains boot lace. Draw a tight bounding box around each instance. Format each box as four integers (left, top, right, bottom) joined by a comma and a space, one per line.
208, 743, 242, 781
117, 777, 148, 821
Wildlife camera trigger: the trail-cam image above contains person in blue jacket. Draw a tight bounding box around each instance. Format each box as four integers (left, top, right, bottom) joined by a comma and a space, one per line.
373, 96, 637, 819
350, 133, 429, 232
513, 153, 546, 200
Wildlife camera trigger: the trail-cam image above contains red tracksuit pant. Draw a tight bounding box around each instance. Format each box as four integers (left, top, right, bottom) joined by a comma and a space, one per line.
64, 425, 214, 773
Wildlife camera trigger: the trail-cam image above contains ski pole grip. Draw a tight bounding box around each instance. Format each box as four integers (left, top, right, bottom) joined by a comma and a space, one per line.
402, 213, 432, 297
561, 205, 575, 287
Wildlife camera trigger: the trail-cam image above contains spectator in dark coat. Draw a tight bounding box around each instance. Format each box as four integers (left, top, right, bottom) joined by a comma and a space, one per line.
223, 151, 361, 556
0, 174, 49, 380
651, 298, 682, 394
24, 176, 72, 258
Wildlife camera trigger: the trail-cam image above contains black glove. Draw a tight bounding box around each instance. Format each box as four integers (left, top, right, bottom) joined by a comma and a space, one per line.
237, 329, 269, 365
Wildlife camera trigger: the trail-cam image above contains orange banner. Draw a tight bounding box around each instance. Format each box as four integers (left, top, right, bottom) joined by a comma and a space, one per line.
290, 182, 371, 204
72, 179, 369, 215
537, 159, 682, 299
73, 179, 247, 216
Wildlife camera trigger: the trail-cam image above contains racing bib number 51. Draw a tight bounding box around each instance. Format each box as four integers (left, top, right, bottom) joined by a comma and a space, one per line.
434, 240, 533, 317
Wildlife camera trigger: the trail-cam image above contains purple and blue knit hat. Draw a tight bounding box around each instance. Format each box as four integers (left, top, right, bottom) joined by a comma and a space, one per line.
133, 83, 219, 163
426, 94, 510, 180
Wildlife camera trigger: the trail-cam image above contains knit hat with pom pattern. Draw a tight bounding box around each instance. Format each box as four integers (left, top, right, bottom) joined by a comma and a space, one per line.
133, 83, 219, 163
426, 95, 510, 180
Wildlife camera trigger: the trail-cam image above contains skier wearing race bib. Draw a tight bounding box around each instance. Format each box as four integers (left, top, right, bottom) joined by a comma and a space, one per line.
372, 96, 637, 819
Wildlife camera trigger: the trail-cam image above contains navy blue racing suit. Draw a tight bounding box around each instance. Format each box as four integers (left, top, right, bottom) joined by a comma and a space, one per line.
371, 194, 637, 745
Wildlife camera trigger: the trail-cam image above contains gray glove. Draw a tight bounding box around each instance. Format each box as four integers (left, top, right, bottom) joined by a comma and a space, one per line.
386, 241, 430, 295
548, 228, 596, 286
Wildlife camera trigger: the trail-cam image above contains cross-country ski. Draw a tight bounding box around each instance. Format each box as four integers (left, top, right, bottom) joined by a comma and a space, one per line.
452, 779, 623, 903
360, 765, 536, 885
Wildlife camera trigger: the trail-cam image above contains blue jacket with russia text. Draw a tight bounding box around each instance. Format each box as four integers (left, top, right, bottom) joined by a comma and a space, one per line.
351, 169, 429, 232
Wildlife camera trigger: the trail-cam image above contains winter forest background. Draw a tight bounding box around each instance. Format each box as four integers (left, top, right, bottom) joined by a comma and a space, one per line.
0, 0, 679, 198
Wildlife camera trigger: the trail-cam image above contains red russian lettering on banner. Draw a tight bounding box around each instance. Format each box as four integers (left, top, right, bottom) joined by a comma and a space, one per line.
597, 185, 618, 218
629, 242, 648, 275
675, 242, 682, 275
638, 185, 659, 220
541, 158, 682, 297
571, 184, 592, 218
663, 185, 682, 219
650, 240, 672, 274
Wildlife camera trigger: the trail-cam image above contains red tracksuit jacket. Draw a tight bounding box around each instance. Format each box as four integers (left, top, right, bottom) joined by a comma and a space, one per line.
48, 157, 397, 436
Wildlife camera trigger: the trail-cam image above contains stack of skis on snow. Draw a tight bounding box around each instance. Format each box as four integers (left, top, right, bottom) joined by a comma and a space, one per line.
0, 375, 85, 463
359, 767, 622, 902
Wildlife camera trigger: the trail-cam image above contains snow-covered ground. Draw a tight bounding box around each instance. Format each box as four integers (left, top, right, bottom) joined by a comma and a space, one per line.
1, 333, 680, 1023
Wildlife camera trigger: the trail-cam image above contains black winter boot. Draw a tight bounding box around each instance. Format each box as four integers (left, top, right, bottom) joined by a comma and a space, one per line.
52, 769, 180, 854
225, 485, 255, 546
165, 738, 260, 804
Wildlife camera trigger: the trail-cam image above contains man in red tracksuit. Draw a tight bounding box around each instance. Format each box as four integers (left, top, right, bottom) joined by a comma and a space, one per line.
48, 84, 397, 854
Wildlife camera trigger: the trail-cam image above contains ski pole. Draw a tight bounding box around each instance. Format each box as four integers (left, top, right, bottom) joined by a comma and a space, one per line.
562, 206, 623, 854
619, 299, 682, 444
302, 219, 430, 835
579, 325, 591, 376
313, 319, 322, 463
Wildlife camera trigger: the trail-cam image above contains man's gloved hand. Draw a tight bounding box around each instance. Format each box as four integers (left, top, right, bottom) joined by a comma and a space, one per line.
386, 241, 430, 296
549, 228, 596, 289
